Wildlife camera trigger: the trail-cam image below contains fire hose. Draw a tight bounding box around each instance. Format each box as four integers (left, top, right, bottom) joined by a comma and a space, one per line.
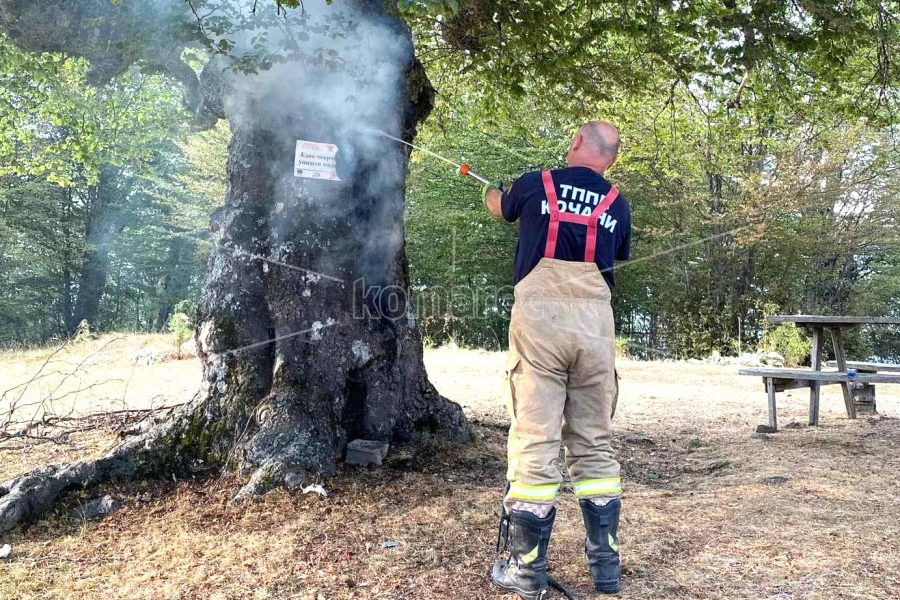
458, 162, 490, 185
548, 575, 579, 599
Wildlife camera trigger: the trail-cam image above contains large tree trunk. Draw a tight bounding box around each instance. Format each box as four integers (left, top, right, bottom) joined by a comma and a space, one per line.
0, 0, 469, 532
187, 47, 469, 498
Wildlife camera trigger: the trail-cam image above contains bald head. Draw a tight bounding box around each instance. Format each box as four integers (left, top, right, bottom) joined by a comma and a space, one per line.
566, 120, 620, 174
581, 121, 620, 158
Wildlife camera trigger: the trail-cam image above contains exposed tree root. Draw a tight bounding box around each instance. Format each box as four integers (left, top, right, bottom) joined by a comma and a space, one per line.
1, 375, 470, 532
0, 399, 201, 533
1, 462, 102, 534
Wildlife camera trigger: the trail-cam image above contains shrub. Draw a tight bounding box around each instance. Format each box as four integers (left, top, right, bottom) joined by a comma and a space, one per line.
167, 312, 193, 359
173, 299, 197, 318
615, 337, 630, 358
73, 319, 96, 342
760, 322, 811, 367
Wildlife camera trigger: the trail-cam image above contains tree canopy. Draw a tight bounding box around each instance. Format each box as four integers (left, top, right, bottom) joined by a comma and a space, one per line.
0, 0, 898, 357
0, 31, 219, 340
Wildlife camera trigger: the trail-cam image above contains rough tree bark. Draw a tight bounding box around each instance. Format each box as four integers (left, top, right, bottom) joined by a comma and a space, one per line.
0, 0, 469, 533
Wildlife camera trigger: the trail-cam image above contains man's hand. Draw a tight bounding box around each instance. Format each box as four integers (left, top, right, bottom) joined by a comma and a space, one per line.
483, 181, 504, 219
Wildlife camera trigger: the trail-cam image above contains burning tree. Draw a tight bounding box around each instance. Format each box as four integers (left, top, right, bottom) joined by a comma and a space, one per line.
0, 0, 469, 532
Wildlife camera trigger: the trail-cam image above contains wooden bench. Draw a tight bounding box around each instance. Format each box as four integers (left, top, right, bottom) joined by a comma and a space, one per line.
823, 361, 900, 372
822, 362, 900, 415
739, 368, 900, 431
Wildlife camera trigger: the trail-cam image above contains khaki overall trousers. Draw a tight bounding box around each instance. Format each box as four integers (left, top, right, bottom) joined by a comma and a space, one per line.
504, 171, 621, 505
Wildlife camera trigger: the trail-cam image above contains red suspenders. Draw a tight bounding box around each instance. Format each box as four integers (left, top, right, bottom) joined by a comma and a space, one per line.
541, 170, 619, 262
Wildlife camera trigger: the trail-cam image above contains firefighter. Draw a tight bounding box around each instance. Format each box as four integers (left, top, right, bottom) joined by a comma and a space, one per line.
483, 121, 632, 598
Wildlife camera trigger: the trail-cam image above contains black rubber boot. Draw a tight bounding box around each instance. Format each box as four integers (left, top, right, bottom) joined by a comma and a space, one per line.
491, 506, 555, 600
579, 497, 621, 594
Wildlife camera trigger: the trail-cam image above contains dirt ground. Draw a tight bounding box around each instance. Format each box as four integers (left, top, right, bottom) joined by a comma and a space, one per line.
1, 335, 899, 599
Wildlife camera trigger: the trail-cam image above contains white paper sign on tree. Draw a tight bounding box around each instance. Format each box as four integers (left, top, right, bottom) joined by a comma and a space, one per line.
294, 140, 340, 181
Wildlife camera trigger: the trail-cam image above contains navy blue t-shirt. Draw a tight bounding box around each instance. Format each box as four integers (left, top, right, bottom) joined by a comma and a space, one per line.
501, 166, 631, 287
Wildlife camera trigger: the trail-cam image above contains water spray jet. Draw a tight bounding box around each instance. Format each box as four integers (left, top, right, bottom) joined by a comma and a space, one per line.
367, 128, 491, 185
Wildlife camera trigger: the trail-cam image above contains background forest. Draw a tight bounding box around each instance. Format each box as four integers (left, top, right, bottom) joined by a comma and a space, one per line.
1, 2, 898, 361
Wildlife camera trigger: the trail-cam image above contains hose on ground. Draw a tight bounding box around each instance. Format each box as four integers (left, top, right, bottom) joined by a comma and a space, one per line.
548, 574, 579, 599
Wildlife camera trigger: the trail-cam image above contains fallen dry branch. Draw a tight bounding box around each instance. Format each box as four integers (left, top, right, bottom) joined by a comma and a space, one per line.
0, 403, 185, 451
0, 395, 204, 533
0, 336, 199, 532
0, 336, 127, 434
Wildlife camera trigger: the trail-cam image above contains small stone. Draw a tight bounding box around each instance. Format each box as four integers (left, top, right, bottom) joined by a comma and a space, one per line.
621, 433, 655, 446
381, 541, 398, 549
346, 439, 389, 466
0, 544, 11, 559
761, 476, 789, 485
784, 421, 803, 429
70, 494, 123, 522
284, 472, 304, 488
755, 424, 777, 434
761, 351, 785, 367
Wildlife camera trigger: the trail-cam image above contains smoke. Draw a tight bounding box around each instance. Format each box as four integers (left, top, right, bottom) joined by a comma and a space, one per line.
213, 0, 415, 288
224, 2, 411, 138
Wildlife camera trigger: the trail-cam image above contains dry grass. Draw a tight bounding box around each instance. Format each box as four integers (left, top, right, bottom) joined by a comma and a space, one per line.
0, 333, 198, 481
0, 333, 200, 419
2, 336, 900, 599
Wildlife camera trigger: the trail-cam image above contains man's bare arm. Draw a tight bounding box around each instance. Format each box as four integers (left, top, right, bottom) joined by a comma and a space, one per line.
483, 185, 504, 219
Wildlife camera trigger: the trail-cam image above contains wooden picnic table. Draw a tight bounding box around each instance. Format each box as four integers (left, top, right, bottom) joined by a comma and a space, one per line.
772, 315, 900, 423
769, 315, 900, 327
741, 315, 900, 429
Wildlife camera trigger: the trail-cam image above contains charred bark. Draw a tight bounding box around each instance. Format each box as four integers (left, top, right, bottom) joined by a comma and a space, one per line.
186, 17, 470, 499
0, 0, 469, 532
